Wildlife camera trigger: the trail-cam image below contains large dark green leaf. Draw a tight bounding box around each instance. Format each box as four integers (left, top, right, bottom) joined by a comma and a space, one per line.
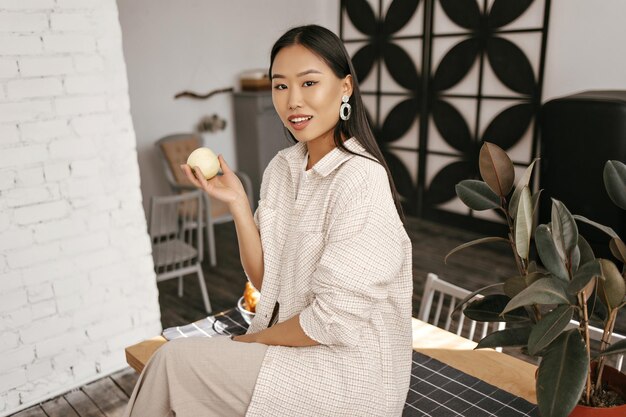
537, 329, 589, 417
604, 160, 626, 210
596, 338, 626, 358
535, 224, 569, 281
509, 159, 538, 218
504, 276, 526, 299
578, 235, 595, 266
527, 305, 575, 356
464, 294, 529, 323
570, 245, 581, 273
503, 278, 571, 314
514, 186, 532, 260
455, 180, 501, 211
479, 142, 515, 197
573, 215, 618, 239
476, 326, 532, 349
551, 199, 578, 262
598, 259, 626, 310
445, 237, 510, 264
568, 260, 601, 295
450, 283, 505, 316
609, 237, 626, 263
503, 272, 546, 299
526, 272, 546, 286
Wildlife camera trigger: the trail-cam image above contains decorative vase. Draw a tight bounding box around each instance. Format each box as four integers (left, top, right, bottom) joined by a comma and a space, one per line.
569, 363, 626, 417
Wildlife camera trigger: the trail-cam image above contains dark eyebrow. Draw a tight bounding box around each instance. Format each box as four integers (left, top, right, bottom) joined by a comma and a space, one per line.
271, 69, 323, 80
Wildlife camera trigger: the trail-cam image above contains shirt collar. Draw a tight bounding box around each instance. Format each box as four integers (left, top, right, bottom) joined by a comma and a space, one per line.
279, 137, 369, 179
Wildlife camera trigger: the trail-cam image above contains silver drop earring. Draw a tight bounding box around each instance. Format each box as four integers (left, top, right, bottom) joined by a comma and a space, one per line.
340, 95, 352, 121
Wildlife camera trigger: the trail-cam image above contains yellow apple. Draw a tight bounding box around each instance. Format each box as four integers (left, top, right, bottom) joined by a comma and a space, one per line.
186, 147, 220, 180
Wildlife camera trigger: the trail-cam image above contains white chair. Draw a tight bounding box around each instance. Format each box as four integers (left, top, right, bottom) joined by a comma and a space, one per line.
155, 133, 253, 267
419, 273, 505, 347
566, 320, 624, 371
149, 190, 212, 313
419, 274, 625, 366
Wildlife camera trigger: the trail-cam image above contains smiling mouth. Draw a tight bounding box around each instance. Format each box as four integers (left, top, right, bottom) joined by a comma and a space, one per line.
289, 116, 313, 125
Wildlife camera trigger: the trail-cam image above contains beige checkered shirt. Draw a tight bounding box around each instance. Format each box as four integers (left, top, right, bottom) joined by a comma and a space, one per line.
245, 138, 413, 416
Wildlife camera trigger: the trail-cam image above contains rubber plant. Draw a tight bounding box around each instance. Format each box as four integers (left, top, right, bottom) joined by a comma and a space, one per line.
446, 142, 626, 417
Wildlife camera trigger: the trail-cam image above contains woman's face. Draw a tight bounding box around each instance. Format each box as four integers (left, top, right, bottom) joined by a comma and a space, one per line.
271, 44, 352, 144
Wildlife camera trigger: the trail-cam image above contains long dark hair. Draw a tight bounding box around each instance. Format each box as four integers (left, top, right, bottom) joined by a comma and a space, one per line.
269, 25, 405, 222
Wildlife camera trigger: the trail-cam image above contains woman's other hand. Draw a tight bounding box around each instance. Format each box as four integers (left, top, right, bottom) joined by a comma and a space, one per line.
183, 154, 264, 290
180, 155, 248, 208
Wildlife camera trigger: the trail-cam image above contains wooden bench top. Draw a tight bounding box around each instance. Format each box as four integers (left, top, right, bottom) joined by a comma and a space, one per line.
125, 318, 537, 403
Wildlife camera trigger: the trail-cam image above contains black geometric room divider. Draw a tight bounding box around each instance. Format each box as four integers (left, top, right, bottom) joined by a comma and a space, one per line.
340, 0, 551, 231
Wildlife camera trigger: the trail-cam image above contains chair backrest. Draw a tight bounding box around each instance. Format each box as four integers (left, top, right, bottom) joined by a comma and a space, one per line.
155, 133, 202, 192
566, 320, 625, 371
154, 133, 252, 222
419, 273, 505, 344
149, 190, 204, 274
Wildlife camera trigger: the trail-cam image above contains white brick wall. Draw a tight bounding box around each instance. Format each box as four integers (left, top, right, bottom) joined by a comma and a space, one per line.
19, 56, 74, 77
7, 77, 64, 99
0, 13, 49, 33
0, 1, 161, 415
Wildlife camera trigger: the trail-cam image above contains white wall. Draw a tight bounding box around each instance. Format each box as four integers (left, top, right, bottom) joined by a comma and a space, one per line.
0, 0, 161, 415
116, 0, 337, 213
117, 0, 626, 214
543, 0, 626, 100
118, 0, 626, 214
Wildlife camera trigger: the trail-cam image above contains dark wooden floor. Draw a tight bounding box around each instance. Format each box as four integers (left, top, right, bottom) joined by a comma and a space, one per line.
10, 368, 138, 417
12, 216, 625, 416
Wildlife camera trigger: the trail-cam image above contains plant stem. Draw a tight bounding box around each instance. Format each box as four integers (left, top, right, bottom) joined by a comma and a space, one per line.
579, 291, 592, 405
532, 305, 541, 323
595, 309, 617, 393
501, 207, 527, 277
508, 232, 525, 276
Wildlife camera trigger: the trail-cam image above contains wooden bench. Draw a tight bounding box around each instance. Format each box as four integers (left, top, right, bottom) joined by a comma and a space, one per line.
125, 318, 536, 404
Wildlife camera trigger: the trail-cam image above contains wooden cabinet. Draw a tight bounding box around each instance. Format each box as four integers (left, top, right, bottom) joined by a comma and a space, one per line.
233, 91, 289, 208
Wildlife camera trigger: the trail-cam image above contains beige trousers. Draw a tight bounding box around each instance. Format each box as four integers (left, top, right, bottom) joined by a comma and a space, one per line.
123, 336, 268, 417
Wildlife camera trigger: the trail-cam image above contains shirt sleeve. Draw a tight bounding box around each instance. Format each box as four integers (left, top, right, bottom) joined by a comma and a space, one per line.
299, 184, 404, 347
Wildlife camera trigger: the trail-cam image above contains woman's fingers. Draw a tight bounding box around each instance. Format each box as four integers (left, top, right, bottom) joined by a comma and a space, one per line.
180, 164, 233, 202
192, 167, 214, 192
218, 154, 232, 174
180, 164, 203, 188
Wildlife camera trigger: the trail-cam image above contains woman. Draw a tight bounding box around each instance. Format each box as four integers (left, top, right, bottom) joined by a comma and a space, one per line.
124, 25, 413, 417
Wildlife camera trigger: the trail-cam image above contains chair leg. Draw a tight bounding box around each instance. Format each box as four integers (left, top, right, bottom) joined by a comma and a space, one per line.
177, 276, 183, 297
195, 264, 212, 314
207, 222, 217, 267
202, 194, 217, 267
